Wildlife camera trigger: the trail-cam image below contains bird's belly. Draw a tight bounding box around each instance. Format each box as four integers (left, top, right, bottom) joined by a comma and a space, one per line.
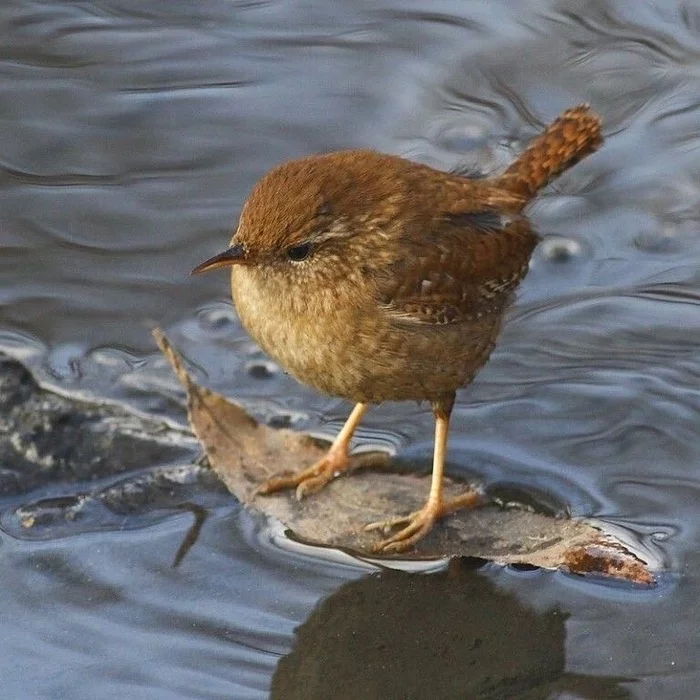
241, 305, 500, 404
231, 269, 503, 404
347, 317, 503, 403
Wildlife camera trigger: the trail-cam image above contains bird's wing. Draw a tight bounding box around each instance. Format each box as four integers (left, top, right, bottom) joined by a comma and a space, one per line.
377, 210, 539, 326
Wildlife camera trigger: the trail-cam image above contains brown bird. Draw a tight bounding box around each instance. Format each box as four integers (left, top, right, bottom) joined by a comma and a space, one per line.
193, 105, 603, 553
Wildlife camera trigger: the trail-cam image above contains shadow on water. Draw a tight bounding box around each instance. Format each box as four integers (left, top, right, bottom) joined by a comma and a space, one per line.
272, 560, 633, 700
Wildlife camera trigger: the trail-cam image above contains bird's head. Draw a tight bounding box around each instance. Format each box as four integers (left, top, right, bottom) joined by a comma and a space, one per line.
192, 150, 408, 286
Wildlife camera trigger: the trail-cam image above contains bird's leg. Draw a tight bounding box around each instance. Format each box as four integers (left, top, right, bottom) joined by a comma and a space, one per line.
257, 402, 370, 500
367, 393, 482, 554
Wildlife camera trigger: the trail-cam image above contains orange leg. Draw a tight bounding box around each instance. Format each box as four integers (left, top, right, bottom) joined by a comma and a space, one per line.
257, 402, 369, 500
367, 393, 482, 554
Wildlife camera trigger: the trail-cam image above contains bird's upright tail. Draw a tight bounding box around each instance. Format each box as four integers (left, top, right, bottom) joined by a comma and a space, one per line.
497, 105, 603, 203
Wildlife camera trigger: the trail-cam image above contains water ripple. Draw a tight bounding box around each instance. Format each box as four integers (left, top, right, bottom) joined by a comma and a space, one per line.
5, 0, 700, 696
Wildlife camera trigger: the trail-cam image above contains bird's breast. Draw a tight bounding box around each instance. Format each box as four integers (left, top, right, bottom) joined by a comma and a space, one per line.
229, 266, 502, 404
230, 266, 375, 399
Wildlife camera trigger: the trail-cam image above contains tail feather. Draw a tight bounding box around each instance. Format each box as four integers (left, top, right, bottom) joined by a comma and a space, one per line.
498, 105, 603, 202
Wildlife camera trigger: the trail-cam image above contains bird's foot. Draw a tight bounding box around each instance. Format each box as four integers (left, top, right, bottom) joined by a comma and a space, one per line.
366, 489, 483, 554
256, 445, 349, 499
256, 448, 386, 500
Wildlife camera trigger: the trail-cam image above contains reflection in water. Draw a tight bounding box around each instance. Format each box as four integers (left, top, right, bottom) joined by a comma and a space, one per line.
272, 560, 632, 700
171, 502, 209, 567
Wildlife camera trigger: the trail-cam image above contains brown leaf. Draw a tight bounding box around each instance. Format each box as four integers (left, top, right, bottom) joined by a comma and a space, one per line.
153, 328, 657, 584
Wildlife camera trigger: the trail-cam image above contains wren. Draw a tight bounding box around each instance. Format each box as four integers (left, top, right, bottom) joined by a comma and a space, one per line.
193, 105, 603, 553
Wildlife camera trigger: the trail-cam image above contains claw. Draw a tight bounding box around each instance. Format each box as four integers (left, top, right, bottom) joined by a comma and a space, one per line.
257, 447, 350, 499
256, 402, 372, 500
368, 489, 483, 554
364, 512, 417, 534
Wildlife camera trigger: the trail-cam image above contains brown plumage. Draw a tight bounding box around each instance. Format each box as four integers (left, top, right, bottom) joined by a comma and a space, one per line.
193, 105, 603, 553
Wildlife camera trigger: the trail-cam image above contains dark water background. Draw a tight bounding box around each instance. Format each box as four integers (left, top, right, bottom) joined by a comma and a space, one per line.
3, 0, 700, 697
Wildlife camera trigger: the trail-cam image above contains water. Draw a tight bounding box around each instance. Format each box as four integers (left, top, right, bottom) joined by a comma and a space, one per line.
3, 0, 700, 697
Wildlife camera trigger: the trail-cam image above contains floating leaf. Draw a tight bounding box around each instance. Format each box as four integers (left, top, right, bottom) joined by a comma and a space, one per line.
154, 328, 657, 585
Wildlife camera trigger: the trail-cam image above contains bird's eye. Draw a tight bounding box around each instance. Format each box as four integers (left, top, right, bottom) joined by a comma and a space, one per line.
287, 243, 312, 262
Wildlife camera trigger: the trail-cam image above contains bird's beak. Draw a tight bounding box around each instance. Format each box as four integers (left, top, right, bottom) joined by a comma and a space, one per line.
191, 244, 247, 275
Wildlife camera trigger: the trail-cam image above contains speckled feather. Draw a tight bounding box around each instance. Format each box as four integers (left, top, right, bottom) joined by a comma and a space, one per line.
223, 106, 603, 403
498, 105, 603, 200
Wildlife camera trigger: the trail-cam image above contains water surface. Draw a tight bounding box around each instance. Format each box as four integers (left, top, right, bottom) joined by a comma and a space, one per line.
3, 0, 700, 697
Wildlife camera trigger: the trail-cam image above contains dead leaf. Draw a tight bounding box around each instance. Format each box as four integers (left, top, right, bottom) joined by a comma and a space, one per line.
153, 328, 657, 585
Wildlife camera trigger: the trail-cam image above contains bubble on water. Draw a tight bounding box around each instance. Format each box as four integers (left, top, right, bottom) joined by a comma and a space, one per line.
268, 413, 293, 429
432, 119, 492, 153
538, 235, 589, 264
196, 304, 237, 333
246, 360, 279, 380
46, 343, 85, 381
634, 222, 694, 254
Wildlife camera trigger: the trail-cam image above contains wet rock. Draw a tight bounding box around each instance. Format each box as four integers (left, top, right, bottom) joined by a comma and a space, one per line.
0, 352, 195, 496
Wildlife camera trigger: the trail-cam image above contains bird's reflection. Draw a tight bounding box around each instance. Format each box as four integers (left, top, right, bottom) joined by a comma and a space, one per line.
272, 559, 633, 700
